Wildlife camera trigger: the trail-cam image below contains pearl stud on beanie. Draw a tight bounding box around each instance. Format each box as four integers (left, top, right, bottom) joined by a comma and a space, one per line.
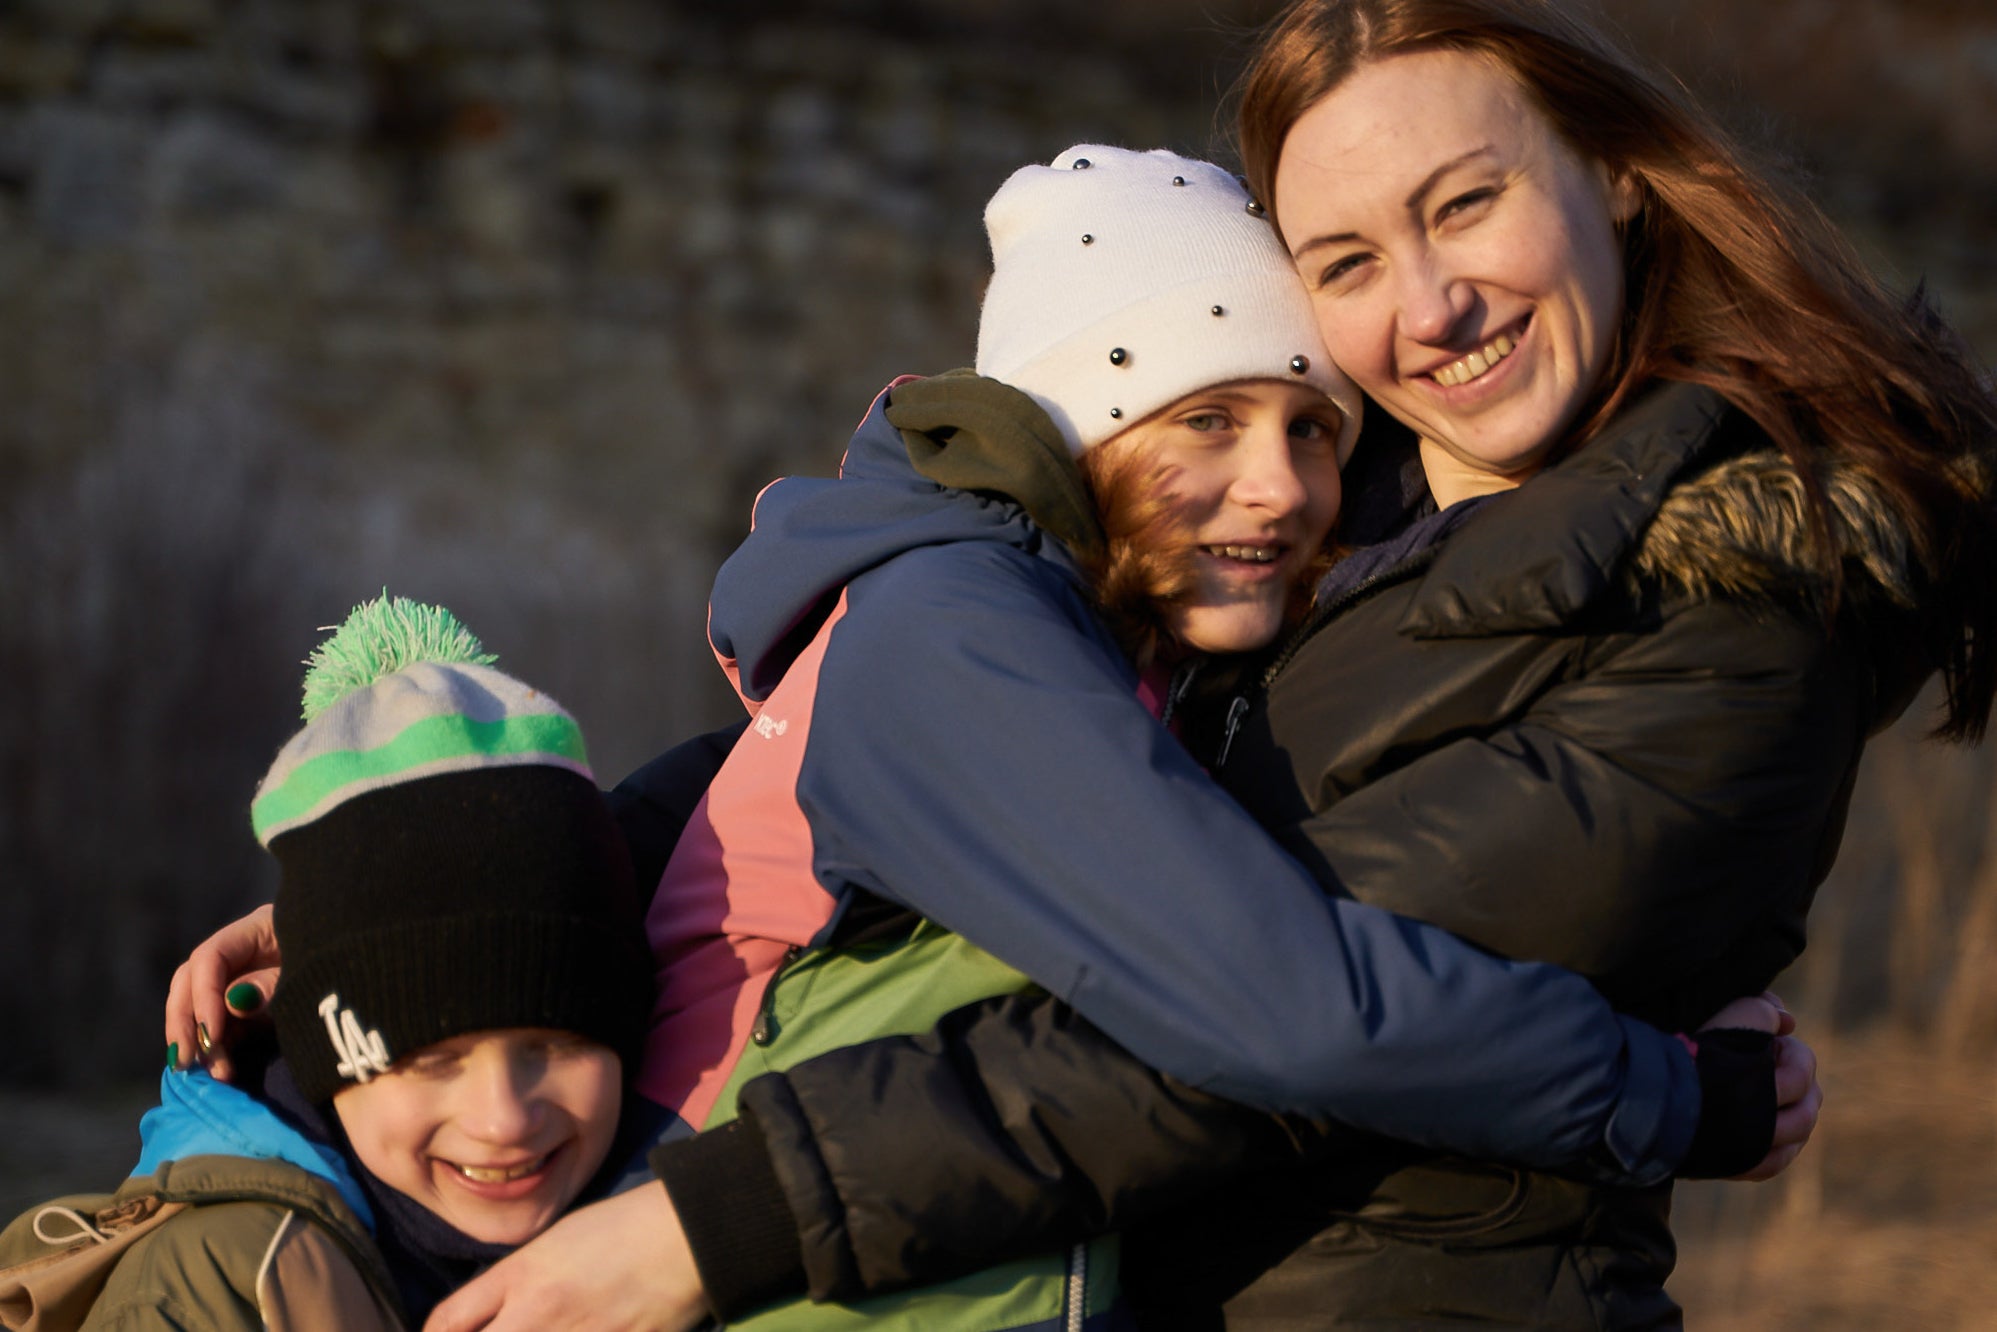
256, 594, 651, 1105
976, 144, 1362, 457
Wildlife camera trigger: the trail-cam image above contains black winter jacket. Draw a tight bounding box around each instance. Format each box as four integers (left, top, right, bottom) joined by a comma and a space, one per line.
1149, 380, 1929, 1328
1220, 380, 1921, 1032
644, 381, 1930, 1329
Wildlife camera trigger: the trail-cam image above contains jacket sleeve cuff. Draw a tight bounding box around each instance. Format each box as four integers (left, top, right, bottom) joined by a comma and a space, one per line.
1593, 1015, 1698, 1187
1676, 1027, 1777, 1179
651, 1116, 807, 1320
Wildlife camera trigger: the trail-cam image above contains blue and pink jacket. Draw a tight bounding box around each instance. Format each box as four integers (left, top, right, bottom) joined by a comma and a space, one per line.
636, 376, 1701, 1182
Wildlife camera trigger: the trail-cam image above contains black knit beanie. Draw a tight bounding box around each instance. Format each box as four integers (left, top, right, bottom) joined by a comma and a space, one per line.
254, 596, 653, 1106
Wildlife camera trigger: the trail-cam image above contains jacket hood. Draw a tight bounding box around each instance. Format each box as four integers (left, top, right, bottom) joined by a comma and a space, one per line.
709, 374, 1094, 704
1629, 441, 1924, 612
134, 1067, 374, 1230
1402, 381, 1925, 638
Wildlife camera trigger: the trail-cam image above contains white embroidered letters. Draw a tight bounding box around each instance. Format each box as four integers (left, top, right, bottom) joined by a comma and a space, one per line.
752, 713, 789, 739
318, 992, 393, 1082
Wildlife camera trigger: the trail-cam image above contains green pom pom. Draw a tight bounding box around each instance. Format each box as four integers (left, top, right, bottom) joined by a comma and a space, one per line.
299, 593, 498, 720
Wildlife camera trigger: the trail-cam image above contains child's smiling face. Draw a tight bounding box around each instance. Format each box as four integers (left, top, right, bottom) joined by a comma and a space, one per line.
332, 1027, 622, 1245
1095, 377, 1347, 655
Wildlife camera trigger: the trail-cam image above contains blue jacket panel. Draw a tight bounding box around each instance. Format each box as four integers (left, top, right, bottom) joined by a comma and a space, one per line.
133, 1067, 375, 1229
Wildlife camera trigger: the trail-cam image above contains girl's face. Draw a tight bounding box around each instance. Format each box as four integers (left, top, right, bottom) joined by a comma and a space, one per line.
333, 1028, 622, 1246
1274, 48, 1636, 506
1098, 379, 1346, 655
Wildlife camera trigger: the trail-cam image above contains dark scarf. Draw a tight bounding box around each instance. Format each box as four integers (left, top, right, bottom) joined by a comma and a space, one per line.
1317, 492, 1497, 603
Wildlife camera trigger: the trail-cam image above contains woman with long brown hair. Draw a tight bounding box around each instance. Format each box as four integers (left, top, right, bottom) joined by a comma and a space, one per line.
1235, 0, 1994, 747
1106, 0, 1997, 1320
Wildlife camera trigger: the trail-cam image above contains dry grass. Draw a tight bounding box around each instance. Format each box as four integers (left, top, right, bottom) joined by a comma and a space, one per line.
1676, 1034, 1997, 1330
1673, 696, 1997, 1330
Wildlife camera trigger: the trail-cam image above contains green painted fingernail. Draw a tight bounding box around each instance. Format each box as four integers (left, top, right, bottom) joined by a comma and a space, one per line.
226, 982, 263, 1012
166, 1042, 179, 1070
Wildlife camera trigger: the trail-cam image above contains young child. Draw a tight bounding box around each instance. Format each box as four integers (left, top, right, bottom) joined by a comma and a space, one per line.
0, 596, 652, 1330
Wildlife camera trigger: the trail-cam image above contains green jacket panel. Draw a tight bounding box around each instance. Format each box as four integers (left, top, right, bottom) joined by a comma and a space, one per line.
706, 922, 1121, 1332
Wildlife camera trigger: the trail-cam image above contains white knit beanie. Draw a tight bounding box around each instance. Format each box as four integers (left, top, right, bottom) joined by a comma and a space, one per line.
976, 144, 1362, 457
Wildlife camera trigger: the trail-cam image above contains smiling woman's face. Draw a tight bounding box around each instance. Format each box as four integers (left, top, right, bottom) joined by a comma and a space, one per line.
1274, 47, 1636, 505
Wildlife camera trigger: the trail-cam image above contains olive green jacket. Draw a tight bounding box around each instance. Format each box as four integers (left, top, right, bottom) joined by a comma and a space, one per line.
0, 1154, 403, 1332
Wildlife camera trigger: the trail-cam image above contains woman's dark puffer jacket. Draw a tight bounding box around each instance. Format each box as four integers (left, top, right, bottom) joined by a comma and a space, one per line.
1148, 379, 1933, 1327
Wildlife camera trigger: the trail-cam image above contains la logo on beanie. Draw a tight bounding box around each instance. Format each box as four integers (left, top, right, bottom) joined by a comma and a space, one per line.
319, 992, 393, 1082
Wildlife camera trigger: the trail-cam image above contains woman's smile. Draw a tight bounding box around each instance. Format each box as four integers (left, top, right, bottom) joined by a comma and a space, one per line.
1427, 320, 1523, 390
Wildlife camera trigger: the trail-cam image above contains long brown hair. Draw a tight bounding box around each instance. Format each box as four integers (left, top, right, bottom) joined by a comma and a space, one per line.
1235, 0, 1997, 739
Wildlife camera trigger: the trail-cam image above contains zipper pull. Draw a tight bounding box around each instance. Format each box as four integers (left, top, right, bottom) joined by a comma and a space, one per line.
750, 946, 803, 1046
1160, 659, 1201, 728
1215, 695, 1250, 770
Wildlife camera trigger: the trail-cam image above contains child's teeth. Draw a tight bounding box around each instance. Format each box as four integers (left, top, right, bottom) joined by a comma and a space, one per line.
457, 1156, 545, 1183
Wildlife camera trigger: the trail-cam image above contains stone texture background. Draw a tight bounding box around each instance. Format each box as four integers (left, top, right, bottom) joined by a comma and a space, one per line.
0, 0, 1275, 1092
2, 0, 1993, 1135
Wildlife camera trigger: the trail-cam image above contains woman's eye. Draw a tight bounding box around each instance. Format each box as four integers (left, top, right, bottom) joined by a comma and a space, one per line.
1436, 188, 1497, 224
1181, 412, 1228, 433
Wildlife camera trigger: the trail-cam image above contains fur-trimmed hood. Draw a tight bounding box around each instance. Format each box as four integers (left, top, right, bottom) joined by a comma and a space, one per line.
1401, 381, 1928, 636
1632, 440, 1925, 611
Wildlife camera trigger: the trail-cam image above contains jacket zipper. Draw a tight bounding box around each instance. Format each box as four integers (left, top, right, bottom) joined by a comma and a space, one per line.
1214, 550, 1442, 772
1064, 1240, 1088, 1332
749, 946, 803, 1046
1158, 658, 1202, 730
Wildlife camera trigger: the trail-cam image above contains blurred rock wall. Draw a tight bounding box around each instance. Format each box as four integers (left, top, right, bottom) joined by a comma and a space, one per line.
0, 0, 1273, 1089
2, 0, 1992, 1090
